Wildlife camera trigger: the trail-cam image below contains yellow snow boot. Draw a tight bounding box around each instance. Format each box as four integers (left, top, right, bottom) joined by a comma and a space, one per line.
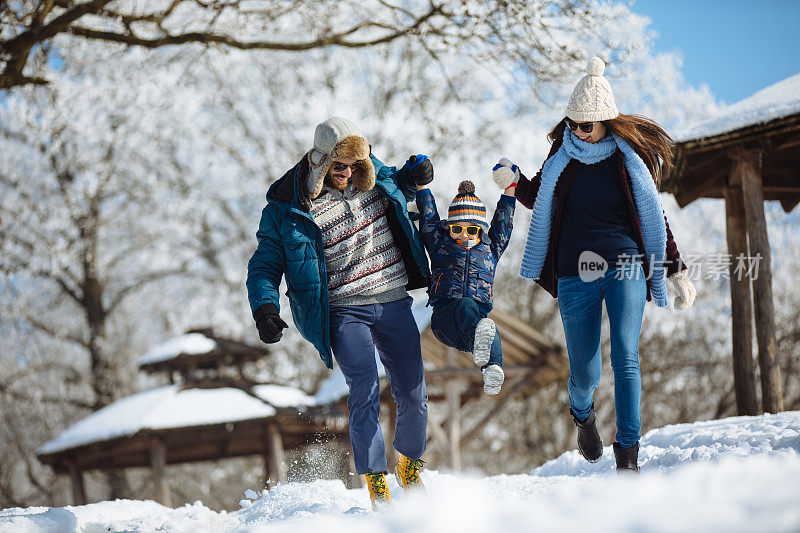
395, 454, 425, 491
364, 472, 392, 509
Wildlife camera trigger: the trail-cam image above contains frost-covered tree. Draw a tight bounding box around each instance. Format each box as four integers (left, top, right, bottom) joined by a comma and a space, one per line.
0, 42, 268, 502
3, 0, 768, 508
5, 0, 648, 90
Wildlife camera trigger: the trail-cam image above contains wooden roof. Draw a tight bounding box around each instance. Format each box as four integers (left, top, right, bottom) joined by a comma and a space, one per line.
38, 402, 347, 473
663, 113, 800, 211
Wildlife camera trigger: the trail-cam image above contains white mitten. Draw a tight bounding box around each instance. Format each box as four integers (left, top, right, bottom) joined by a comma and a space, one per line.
492, 157, 520, 190
668, 270, 696, 310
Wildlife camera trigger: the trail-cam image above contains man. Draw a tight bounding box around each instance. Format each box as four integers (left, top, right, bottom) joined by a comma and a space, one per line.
246, 117, 433, 508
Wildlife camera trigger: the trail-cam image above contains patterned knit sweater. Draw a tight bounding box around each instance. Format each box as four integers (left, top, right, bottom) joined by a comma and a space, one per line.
311, 184, 409, 306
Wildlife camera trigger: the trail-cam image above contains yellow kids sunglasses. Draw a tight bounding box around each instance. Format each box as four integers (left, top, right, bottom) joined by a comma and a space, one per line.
449, 224, 481, 236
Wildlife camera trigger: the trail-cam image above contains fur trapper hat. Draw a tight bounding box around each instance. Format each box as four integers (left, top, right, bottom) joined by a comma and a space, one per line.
305, 117, 375, 199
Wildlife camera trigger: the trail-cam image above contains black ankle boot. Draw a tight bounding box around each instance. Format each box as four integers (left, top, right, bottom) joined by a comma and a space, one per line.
571, 405, 603, 463
613, 441, 640, 473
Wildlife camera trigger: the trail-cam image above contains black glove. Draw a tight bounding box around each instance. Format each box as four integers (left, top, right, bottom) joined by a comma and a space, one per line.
405, 154, 434, 185
254, 303, 288, 344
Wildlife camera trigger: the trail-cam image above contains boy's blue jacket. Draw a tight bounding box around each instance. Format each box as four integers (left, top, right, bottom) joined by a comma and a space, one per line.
246, 154, 431, 369
416, 188, 515, 311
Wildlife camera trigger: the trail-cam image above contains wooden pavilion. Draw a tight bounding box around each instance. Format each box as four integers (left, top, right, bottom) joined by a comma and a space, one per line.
663, 73, 800, 415
37, 329, 350, 507
39, 305, 566, 505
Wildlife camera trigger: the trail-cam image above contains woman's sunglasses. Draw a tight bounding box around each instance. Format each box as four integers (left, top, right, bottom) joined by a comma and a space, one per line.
332, 162, 359, 172
449, 224, 481, 236
565, 118, 596, 134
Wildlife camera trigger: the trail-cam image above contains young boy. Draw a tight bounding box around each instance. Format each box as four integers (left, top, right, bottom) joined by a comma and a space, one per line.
415, 175, 516, 394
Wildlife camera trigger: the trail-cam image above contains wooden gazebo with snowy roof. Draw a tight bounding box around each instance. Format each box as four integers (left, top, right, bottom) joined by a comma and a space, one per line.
37, 330, 349, 507
663, 73, 800, 416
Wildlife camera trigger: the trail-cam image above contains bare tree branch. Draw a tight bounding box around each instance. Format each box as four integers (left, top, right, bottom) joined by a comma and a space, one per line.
21, 311, 90, 349
1, 0, 115, 88
1, 1, 444, 89
66, 6, 442, 51
106, 266, 189, 314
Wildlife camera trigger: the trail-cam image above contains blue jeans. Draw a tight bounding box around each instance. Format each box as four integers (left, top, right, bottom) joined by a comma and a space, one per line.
557, 266, 646, 448
430, 298, 503, 367
329, 296, 428, 474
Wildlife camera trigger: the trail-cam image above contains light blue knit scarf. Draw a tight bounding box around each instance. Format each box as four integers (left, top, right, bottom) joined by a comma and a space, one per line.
519, 129, 668, 307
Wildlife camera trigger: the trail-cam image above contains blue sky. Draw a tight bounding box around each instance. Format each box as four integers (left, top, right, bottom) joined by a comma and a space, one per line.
2, 2, 797, 107
632, 0, 800, 104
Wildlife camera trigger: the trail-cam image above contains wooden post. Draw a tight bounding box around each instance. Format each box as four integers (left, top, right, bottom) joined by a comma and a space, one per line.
734, 149, 784, 413
67, 461, 87, 506
723, 183, 760, 415
265, 423, 287, 483
385, 398, 398, 471
460, 372, 534, 446
445, 348, 461, 470
262, 453, 272, 489
425, 413, 450, 452
150, 438, 171, 507
340, 449, 357, 489
348, 444, 363, 488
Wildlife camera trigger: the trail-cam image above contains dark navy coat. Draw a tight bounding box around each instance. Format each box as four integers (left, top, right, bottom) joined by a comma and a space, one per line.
416, 188, 514, 311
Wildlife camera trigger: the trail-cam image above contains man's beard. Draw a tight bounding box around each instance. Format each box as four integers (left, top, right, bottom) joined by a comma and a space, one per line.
325, 172, 349, 191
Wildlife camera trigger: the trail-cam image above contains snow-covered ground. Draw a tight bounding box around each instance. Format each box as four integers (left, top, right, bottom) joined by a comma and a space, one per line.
3, 412, 799, 532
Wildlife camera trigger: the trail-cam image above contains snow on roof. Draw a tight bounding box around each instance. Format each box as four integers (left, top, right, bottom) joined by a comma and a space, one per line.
676, 73, 800, 142
138, 333, 217, 366
38, 384, 316, 455
313, 299, 433, 405
252, 384, 315, 408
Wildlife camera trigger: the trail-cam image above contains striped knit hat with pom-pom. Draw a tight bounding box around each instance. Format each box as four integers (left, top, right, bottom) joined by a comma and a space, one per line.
448, 180, 488, 232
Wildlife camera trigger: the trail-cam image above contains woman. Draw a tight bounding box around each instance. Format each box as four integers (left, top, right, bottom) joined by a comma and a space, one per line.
493, 57, 697, 472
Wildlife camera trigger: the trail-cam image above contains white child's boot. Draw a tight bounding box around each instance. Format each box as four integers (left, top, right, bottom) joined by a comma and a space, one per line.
473, 318, 496, 367
482, 364, 504, 395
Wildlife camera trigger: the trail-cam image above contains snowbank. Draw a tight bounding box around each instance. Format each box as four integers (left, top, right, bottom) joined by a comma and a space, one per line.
533, 411, 800, 476
8, 411, 799, 532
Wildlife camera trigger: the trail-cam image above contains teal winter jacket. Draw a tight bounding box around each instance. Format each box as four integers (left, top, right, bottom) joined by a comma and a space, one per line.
246, 153, 431, 368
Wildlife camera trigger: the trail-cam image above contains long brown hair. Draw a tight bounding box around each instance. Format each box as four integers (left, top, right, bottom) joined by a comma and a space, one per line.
547, 114, 674, 187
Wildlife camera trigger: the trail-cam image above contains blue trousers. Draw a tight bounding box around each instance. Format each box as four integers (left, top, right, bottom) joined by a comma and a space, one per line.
557, 266, 646, 448
329, 296, 427, 474
430, 298, 503, 367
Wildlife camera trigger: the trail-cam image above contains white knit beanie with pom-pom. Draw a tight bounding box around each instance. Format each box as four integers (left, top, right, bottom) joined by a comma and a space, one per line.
565, 57, 619, 122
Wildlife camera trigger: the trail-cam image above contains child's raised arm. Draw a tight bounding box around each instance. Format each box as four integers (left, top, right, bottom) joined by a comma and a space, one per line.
415, 185, 441, 255
487, 186, 516, 261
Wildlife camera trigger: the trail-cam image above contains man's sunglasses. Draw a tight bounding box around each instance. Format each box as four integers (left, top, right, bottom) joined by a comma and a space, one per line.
449, 224, 481, 236
565, 118, 596, 134
332, 162, 359, 172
